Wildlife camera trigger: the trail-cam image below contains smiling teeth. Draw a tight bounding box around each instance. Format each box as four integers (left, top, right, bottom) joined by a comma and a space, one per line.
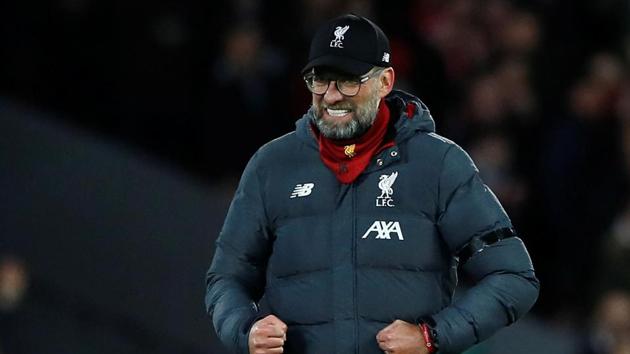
327, 108, 350, 116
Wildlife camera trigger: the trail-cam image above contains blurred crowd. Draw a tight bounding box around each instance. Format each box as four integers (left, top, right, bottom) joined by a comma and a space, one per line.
2, 0, 630, 353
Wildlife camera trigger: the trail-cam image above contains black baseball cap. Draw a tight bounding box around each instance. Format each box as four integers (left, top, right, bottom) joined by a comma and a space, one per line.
301, 14, 392, 77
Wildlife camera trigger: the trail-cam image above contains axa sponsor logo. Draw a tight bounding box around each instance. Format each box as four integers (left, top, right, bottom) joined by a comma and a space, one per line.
361, 221, 404, 240
290, 183, 314, 198
376, 171, 398, 207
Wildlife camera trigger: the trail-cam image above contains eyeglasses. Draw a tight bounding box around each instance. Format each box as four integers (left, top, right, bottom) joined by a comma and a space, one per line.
304, 68, 384, 97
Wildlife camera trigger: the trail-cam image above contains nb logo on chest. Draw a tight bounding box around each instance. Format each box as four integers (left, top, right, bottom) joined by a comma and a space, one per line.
290, 183, 314, 198
361, 221, 404, 240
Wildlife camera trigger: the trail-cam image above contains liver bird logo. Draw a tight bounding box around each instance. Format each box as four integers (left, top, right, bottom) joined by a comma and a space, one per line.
344, 144, 356, 158
378, 172, 398, 199
330, 25, 350, 48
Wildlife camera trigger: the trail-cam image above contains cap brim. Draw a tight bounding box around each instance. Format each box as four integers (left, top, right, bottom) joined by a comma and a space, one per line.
301, 55, 374, 76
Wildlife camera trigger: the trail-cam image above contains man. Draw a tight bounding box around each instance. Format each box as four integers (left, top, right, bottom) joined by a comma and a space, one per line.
206, 13, 539, 354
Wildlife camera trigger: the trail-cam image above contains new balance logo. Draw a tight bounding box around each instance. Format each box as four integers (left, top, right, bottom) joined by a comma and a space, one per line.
361, 221, 404, 240
290, 183, 314, 198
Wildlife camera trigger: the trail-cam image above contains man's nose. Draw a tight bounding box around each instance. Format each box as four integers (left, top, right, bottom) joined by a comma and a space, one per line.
323, 81, 344, 104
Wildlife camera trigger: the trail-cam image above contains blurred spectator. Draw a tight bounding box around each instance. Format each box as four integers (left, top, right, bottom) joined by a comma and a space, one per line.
595, 74, 630, 293
373, 1, 450, 121
597, 205, 630, 292
496, 58, 538, 121
206, 22, 290, 175
0, 256, 28, 312
212, 24, 283, 113
619, 79, 630, 172
468, 132, 528, 225
0, 255, 31, 354
466, 73, 506, 125
539, 52, 628, 318
583, 290, 630, 354
412, 0, 491, 81
450, 62, 539, 153
496, 10, 540, 59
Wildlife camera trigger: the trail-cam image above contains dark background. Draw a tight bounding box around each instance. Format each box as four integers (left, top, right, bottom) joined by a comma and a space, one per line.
1, 0, 630, 353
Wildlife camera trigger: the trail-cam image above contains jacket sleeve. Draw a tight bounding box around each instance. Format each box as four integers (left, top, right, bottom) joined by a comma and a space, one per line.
205, 152, 271, 354
431, 144, 540, 354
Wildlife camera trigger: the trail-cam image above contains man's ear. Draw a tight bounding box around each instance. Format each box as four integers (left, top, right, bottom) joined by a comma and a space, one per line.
378, 68, 395, 98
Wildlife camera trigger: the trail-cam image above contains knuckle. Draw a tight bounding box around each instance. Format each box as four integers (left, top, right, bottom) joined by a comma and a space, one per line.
255, 338, 267, 348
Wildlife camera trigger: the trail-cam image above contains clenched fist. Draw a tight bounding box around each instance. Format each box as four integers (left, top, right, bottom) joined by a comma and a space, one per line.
248, 314, 288, 354
376, 319, 429, 354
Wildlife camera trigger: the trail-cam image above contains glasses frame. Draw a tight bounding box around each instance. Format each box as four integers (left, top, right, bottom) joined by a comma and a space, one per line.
304, 68, 384, 97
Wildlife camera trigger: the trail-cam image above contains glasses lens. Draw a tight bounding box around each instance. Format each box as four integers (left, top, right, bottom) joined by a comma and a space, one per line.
305, 70, 377, 96
337, 79, 361, 96
305, 75, 329, 94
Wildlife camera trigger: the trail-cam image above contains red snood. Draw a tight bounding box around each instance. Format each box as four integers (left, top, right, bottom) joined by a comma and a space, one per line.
313, 99, 394, 184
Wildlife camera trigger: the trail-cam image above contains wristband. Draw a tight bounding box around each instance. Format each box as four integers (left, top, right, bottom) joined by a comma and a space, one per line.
419, 323, 438, 353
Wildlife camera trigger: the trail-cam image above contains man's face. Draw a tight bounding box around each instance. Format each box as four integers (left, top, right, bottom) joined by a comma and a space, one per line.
311, 69, 382, 140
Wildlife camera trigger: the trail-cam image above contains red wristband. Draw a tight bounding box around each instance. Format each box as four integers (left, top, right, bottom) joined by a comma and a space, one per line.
419, 323, 437, 353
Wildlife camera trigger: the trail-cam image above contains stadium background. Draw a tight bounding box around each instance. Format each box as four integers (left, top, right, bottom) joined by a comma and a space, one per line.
1, 0, 629, 353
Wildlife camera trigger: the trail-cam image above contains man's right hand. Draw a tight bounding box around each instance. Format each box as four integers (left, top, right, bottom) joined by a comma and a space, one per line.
248, 314, 288, 354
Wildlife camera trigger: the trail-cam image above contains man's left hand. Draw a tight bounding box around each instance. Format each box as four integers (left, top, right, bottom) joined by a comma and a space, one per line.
376, 319, 429, 354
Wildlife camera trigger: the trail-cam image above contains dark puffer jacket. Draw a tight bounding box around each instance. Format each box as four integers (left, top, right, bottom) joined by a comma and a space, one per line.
206, 90, 539, 354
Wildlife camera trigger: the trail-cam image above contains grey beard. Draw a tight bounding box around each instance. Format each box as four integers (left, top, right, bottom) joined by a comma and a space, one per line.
313, 93, 381, 140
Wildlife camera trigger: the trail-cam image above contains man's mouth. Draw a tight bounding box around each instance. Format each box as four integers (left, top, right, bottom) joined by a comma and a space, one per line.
326, 108, 352, 117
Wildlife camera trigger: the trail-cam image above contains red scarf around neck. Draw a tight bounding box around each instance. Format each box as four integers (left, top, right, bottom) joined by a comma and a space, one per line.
314, 99, 394, 184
